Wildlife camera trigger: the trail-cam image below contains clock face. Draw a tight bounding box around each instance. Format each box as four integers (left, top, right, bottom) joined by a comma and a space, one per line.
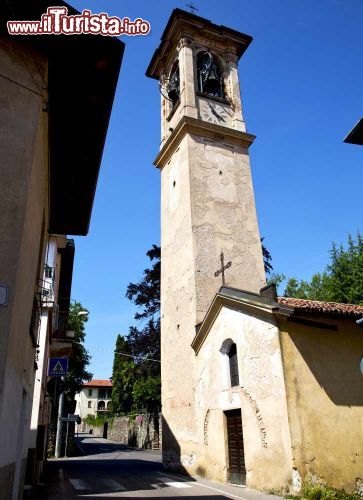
201, 101, 229, 125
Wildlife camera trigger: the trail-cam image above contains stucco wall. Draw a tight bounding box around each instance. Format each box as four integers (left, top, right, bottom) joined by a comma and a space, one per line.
280, 317, 363, 493
0, 37, 48, 497
160, 133, 266, 480
188, 306, 293, 492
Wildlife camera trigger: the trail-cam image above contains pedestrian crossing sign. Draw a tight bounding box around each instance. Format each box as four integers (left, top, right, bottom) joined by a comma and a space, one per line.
48, 358, 68, 377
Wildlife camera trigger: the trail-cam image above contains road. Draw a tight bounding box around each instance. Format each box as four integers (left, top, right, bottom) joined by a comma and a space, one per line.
37, 434, 282, 499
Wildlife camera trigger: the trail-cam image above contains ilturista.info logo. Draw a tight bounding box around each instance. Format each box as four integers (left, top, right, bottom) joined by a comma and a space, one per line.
7, 6, 151, 36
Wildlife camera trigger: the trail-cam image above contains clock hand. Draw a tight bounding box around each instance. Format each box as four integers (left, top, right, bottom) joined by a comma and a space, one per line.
209, 103, 225, 122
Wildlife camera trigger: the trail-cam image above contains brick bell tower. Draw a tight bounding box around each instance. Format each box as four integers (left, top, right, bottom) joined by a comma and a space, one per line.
146, 9, 265, 471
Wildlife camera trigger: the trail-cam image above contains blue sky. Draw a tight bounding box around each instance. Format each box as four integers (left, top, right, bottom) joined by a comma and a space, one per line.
70, 0, 362, 379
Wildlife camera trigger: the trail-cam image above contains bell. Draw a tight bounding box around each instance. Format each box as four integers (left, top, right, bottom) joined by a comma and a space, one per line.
167, 68, 180, 105
167, 84, 179, 105
203, 73, 221, 96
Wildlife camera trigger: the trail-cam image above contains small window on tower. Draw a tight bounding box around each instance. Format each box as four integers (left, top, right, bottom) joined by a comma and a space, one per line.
197, 51, 224, 99
228, 343, 240, 387
88, 401, 92, 408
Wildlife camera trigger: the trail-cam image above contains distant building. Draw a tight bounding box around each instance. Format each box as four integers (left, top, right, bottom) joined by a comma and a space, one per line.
75, 380, 113, 418
0, 1, 123, 497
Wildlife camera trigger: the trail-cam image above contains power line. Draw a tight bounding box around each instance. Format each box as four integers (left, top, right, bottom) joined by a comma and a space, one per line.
74, 342, 161, 363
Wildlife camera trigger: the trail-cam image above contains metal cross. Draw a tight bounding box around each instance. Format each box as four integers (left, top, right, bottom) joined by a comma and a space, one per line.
186, 2, 199, 14
214, 252, 232, 285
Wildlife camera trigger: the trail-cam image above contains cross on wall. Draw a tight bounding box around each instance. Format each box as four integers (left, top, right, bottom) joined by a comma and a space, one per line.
214, 252, 232, 285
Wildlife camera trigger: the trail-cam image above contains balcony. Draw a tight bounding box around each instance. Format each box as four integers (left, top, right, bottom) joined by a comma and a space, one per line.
38, 266, 55, 307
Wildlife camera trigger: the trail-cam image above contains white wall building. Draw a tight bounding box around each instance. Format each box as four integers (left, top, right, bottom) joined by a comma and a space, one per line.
75, 380, 113, 419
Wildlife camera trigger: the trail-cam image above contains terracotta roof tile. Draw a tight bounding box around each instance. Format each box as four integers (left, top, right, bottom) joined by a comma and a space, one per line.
278, 297, 363, 318
83, 379, 112, 387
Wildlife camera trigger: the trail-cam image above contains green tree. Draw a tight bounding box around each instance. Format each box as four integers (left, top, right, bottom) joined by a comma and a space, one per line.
284, 233, 363, 304
65, 301, 92, 396
112, 246, 161, 415
132, 376, 161, 413
112, 334, 136, 414
261, 237, 273, 275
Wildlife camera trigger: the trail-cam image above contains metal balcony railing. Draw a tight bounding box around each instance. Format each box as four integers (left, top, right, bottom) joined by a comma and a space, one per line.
37, 266, 55, 306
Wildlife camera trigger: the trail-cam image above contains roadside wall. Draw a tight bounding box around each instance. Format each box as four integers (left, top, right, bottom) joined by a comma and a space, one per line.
81, 414, 161, 450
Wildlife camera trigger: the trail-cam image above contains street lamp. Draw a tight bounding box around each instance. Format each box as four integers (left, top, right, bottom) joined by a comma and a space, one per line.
77, 311, 89, 317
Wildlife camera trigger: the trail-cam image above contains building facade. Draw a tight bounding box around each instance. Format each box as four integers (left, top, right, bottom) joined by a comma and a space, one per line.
75, 380, 113, 418
0, 3, 123, 497
147, 9, 363, 495
146, 4, 265, 486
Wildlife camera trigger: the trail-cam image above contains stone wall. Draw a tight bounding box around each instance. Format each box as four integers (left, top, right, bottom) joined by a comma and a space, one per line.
81, 414, 161, 450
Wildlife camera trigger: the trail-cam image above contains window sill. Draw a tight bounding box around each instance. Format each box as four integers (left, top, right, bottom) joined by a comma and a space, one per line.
196, 91, 231, 106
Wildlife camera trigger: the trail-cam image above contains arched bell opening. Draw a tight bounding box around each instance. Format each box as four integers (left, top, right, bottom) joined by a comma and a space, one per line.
167, 60, 180, 108
197, 51, 225, 99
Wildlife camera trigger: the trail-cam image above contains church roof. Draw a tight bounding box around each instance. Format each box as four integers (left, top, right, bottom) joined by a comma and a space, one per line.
192, 285, 363, 354
278, 297, 363, 318
84, 380, 112, 387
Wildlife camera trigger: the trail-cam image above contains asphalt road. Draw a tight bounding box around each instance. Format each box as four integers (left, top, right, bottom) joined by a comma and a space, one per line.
37, 434, 281, 499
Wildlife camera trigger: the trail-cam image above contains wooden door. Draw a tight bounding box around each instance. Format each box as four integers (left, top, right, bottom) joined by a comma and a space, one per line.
225, 409, 246, 485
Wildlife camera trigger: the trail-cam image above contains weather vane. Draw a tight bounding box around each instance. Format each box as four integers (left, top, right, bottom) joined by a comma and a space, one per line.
186, 2, 199, 14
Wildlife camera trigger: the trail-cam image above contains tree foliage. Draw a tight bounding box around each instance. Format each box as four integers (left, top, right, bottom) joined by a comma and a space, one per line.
261, 237, 273, 275
65, 301, 92, 396
112, 335, 135, 414
112, 246, 161, 415
284, 233, 363, 304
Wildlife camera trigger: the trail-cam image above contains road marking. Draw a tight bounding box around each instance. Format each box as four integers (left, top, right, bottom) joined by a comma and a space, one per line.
157, 477, 192, 488
69, 479, 90, 491
157, 472, 247, 499
151, 483, 164, 489
100, 479, 126, 491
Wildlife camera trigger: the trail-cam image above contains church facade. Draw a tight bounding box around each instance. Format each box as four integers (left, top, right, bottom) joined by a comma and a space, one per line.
147, 9, 363, 495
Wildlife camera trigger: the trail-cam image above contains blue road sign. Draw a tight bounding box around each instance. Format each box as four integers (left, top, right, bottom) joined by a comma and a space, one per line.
48, 358, 68, 377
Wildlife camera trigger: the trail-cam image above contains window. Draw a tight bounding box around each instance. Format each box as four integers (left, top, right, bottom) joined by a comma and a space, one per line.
88, 389, 92, 397
99, 389, 106, 399
220, 339, 240, 389
98, 401, 105, 411
197, 51, 224, 99
88, 401, 92, 408
228, 343, 240, 387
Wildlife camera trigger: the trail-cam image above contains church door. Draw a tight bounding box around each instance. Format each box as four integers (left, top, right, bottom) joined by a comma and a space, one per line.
225, 409, 246, 485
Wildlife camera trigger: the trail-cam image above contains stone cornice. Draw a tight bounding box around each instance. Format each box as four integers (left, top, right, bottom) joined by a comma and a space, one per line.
146, 9, 252, 80
154, 116, 256, 169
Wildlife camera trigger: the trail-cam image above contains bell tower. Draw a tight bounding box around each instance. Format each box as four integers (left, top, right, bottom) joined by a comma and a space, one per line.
146, 9, 266, 471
